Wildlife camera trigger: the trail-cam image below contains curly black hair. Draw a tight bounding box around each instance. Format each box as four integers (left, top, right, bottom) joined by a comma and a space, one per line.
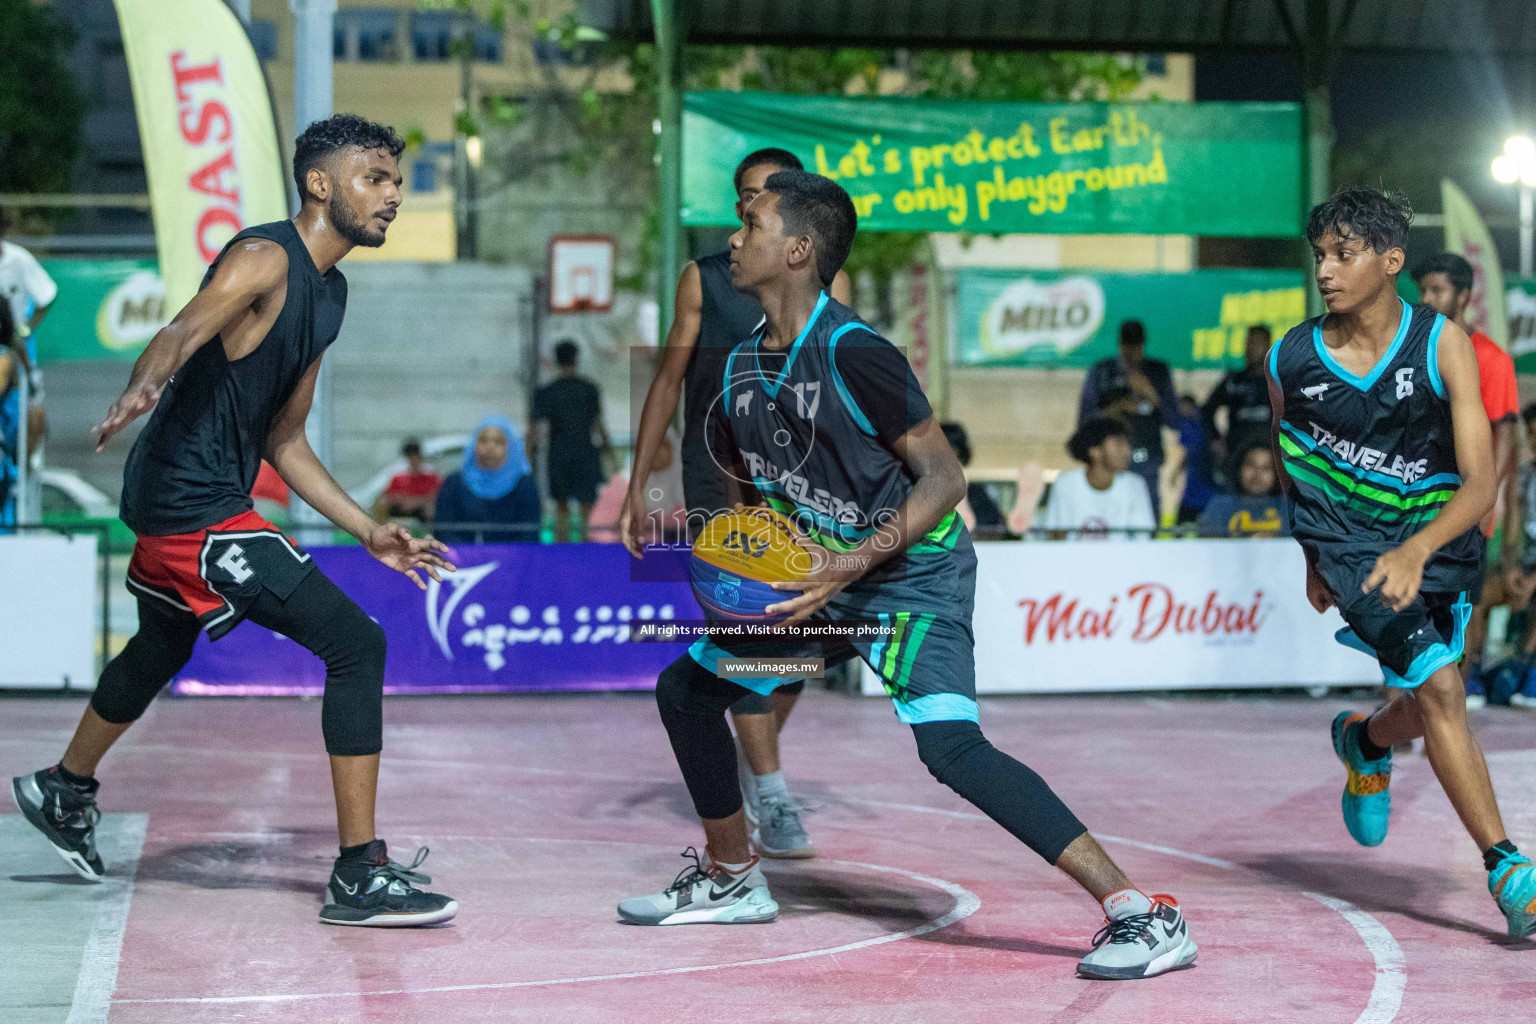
293, 114, 405, 202
1067, 416, 1129, 464
1306, 186, 1413, 254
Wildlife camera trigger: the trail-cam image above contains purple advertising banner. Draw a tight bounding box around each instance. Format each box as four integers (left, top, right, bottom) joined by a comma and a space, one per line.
172, 543, 700, 696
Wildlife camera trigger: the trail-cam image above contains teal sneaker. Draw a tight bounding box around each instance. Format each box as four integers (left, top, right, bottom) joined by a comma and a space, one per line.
1490, 851, 1536, 938
1331, 712, 1392, 847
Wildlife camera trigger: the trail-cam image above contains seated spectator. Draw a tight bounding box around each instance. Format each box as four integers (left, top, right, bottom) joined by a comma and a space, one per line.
374, 439, 441, 523
1039, 417, 1155, 538
940, 421, 1004, 533
433, 415, 541, 545
1174, 394, 1218, 525
1196, 444, 1291, 538
251, 459, 291, 527
589, 430, 686, 543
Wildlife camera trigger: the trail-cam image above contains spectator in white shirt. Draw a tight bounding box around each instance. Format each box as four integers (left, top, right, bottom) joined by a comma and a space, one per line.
0, 211, 55, 446
1039, 417, 1156, 539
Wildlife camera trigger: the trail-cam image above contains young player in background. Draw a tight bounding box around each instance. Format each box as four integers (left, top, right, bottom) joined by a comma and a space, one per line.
1268, 188, 1534, 937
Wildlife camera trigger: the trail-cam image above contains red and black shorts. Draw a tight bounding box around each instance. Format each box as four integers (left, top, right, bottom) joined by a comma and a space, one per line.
126, 510, 316, 640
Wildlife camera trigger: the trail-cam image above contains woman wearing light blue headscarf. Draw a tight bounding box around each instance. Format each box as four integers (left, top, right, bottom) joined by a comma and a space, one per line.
433, 414, 541, 544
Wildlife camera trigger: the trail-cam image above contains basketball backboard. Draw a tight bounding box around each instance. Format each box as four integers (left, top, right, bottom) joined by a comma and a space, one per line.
548, 235, 616, 313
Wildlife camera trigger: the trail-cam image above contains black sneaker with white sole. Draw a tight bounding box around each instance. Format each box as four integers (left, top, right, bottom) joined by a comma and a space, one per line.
319, 840, 458, 927
11, 767, 105, 882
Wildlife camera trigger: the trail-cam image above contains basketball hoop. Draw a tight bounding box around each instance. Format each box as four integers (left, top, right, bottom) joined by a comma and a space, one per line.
548, 235, 616, 313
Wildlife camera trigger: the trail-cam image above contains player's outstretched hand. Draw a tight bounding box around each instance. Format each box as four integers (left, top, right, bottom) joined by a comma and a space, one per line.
366, 522, 456, 590
1363, 541, 1428, 613
93, 381, 163, 452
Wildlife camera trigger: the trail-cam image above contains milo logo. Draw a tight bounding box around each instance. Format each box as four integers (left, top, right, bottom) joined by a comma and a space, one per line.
980, 275, 1105, 361
96, 271, 168, 352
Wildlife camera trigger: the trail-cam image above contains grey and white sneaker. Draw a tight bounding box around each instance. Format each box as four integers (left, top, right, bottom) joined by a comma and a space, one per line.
12, 767, 104, 881
1077, 892, 1197, 980
736, 741, 761, 827
752, 797, 815, 859
617, 847, 778, 925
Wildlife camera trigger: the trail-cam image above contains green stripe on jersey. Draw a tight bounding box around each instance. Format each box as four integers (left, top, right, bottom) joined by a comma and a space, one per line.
1278, 434, 1455, 515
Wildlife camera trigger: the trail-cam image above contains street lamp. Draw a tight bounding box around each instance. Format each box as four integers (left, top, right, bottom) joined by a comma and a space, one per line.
1492, 134, 1536, 278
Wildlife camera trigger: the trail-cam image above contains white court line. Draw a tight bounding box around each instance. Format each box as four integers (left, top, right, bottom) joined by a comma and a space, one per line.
847, 796, 1404, 1024
1303, 893, 1407, 1024
114, 858, 980, 1006
66, 814, 148, 1024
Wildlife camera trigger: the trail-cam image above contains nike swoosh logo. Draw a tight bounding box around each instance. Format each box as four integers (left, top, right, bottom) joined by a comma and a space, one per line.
335, 879, 359, 895
709, 879, 747, 901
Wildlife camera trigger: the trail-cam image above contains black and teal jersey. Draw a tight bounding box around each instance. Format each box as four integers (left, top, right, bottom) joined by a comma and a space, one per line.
1271, 297, 1483, 591
712, 291, 968, 579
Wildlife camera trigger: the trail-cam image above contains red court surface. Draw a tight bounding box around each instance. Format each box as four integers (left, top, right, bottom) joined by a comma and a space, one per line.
3, 690, 1532, 1023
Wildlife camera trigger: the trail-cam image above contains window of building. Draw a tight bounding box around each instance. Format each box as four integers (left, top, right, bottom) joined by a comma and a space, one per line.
247, 19, 278, 61
410, 10, 503, 63
334, 8, 400, 62
412, 158, 437, 194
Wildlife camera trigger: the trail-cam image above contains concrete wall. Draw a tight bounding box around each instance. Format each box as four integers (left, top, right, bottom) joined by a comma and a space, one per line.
43, 261, 537, 502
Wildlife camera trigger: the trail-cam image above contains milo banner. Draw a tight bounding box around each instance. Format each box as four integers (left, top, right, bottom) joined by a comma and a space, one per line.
112, 0, 288, 312
683, 93, 1302, 236
955, 267, 1305, 370
33, 260, 166, 363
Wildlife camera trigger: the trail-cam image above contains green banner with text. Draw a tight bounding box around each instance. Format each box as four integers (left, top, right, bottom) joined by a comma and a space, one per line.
955, 267, 1307, 370
1509, 278, 1536, 373
32, 260, 166, 363
683, 93, 1303, 237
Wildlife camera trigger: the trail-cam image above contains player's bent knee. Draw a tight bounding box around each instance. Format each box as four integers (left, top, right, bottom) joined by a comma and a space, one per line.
912, 719, 991, 785
1413, 667, 1467, 718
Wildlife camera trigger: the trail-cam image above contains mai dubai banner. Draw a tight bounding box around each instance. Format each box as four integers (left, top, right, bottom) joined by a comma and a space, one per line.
172, 544, 700, 695
112, 0, 288, 312
683, 93, 1303, 236
955, 267, 1306, 370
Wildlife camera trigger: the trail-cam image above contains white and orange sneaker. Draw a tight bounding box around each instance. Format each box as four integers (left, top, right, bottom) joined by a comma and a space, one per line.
1077, 890, 1197, 980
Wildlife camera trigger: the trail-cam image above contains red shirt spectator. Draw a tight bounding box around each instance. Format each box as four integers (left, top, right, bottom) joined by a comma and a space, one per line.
251, 460, 290, 507
376, 439, 441, 522
1471, 330, 1519, 538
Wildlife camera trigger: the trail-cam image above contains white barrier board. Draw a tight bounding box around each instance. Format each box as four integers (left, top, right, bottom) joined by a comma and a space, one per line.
0, 533, 98, 689
864, 539, 1381, 695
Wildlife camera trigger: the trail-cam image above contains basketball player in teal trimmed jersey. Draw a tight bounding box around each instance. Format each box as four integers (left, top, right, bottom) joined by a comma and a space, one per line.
618, 170, 1197, 981
1268, 187, 1534, 936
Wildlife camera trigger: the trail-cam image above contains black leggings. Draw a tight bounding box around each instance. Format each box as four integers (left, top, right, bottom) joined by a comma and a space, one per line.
654, 655, 1088, 864
91, 569, 386, 756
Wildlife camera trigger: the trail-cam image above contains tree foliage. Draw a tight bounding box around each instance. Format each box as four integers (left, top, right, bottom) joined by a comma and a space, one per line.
0, 0, 85, 197
448, 9, 1145, 291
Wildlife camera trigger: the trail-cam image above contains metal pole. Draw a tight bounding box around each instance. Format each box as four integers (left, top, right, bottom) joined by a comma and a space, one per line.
1521, 185, 1534, 280
650, 0, 682, 333
290, 0, 336, 544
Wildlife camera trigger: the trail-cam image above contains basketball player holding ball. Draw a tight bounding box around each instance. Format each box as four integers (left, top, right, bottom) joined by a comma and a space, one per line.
617, 170, 1198, 981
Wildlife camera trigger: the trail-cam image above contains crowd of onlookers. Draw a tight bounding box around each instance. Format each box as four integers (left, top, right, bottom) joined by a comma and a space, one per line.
0, 210, 55, 526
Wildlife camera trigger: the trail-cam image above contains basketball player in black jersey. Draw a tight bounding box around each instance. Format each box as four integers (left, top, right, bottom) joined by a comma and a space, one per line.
1269, 188, 1534, 937
10, 115, 459, 927
621, 149, 850, 859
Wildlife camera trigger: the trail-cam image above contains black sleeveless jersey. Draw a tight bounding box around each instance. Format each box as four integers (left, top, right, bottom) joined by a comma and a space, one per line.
716, 292, 967, 581
120, 220, 347, 535
681, 250, 763, 512
1271, 297, 1482, 590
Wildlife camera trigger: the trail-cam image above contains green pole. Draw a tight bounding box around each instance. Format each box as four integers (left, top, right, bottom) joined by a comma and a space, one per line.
651, 0, 682, 334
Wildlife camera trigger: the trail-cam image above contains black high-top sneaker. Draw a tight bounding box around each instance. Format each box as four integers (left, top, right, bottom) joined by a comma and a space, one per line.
12, 766, 105, 881
320, 840, 458, 927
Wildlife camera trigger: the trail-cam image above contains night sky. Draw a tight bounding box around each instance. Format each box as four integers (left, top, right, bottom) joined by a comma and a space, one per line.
1199, 49, 1536, 271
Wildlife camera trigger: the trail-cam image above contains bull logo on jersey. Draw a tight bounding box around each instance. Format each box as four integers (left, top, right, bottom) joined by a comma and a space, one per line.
735, 390, 754, 416
789, 381, 821, 419
1395, 367, 1414, 400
